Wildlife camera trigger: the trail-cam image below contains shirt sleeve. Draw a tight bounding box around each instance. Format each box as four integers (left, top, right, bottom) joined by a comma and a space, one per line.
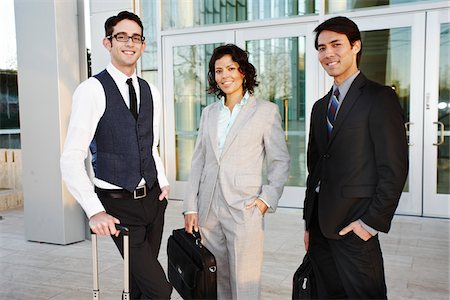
60, 78, 106, 219
358, 219, 379, 236
149, 83, 169, 188
183, 211, 198, 215
257, 196, 271, 208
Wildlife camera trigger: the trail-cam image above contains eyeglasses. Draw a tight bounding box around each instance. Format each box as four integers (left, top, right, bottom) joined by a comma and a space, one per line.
107, 32, 145, 44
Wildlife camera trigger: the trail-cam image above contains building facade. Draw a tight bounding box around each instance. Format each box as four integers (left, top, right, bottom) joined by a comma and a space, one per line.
101, 0, 448, 218
11, 0, 449, 244
0, 70, 19, 149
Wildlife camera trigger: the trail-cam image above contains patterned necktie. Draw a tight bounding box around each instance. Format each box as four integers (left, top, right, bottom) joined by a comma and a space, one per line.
327, 88, 340, 137
126, 78, 138, 120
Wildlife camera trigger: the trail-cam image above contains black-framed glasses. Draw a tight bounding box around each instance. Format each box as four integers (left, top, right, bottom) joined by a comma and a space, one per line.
107, 32, 145, 44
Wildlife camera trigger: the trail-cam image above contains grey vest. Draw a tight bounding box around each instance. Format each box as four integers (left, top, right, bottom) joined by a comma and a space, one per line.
90, 70, 157, 192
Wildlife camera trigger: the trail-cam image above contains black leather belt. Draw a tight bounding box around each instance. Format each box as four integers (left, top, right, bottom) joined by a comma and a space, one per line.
95, 185, 148, 200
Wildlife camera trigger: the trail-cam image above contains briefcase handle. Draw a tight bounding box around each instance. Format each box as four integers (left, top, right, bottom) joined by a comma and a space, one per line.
191, 229, 202, 247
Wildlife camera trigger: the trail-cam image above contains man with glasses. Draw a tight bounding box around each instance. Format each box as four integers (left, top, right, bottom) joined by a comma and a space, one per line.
61, 11, 172, 299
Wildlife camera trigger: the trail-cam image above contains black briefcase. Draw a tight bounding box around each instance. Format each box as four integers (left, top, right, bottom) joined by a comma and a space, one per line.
292, 252, 318, 299
167, 228, 217, 299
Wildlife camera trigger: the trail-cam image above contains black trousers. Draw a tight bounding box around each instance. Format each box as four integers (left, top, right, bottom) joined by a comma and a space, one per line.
97, 183, 172, 299
309, 198, 387, 299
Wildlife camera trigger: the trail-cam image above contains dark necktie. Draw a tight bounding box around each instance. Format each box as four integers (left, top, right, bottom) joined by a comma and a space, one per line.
326, 88, 340, 137
126, 78, 138, 120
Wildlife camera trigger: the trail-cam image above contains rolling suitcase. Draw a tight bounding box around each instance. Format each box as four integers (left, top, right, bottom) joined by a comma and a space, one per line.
167, 228, 217, 299
91, 224, 130, 300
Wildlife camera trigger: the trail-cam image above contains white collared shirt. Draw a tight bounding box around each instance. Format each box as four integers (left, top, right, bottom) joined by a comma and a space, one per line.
60, 63, 168, 218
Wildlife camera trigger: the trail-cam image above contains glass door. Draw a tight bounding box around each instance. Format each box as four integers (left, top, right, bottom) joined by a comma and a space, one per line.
163, 25, 317, 205
355, 13, 426, 216
235, 23, 318, 208
423, 9, 450, 218
161, 10, 449, 217
162, 31, 234, 199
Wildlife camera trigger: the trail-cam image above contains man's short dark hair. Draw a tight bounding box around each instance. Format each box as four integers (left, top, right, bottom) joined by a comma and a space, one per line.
207, 44, 259, 98
104, 11, 144, 38
314, 16, 362, 67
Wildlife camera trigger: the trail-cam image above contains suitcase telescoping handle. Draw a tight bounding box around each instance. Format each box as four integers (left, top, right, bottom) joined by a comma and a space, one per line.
91, 224, 130, 300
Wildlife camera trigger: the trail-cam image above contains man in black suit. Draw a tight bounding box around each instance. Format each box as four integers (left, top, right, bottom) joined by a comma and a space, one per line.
303, 16, 408, 299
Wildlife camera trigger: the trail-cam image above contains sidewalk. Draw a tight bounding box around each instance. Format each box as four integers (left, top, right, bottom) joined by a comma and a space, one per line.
0, 200, 449, 299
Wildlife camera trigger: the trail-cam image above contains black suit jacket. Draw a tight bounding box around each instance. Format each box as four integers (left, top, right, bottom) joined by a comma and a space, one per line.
303, 72, 408, 239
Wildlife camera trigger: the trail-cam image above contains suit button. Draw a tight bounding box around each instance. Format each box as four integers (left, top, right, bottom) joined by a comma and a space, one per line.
323, 154, 330, 159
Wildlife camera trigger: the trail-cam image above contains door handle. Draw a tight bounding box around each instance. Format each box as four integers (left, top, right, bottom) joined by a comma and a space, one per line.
284, 98, 289, 141
433, 121, 445, 146
404, 122, 414, 146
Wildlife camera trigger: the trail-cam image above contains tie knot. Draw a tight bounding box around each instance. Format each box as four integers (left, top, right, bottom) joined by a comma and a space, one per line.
333, 88, 340, 98
126, 78, 133, 86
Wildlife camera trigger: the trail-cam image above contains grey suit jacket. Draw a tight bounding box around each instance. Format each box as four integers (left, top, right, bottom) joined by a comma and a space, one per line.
183, 96, 290, 224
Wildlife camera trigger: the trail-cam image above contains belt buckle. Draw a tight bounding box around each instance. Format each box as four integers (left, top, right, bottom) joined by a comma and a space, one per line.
133, 185, 147, 199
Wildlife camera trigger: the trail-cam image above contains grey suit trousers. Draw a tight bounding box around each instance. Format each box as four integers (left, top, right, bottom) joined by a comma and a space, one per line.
200, 183, 265, 300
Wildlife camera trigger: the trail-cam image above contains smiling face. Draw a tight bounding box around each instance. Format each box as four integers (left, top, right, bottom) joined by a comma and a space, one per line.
317, 30, 361, 85
103, 19, 146, 77
214, 54, 245, 101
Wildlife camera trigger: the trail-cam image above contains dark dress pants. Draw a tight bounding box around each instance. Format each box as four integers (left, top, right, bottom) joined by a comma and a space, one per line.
97, 183, 172, 299
308, 197, 387, 299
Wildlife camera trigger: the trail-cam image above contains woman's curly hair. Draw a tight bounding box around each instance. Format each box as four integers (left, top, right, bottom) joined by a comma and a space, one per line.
207, 44, 259, 98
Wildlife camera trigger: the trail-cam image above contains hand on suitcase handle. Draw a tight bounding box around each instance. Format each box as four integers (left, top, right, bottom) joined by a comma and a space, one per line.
115, 224, 129, 236
89, 211, 121, 236
90, 223, 129, 236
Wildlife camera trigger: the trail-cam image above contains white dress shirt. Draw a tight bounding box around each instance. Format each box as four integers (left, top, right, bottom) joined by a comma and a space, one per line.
60, 63, 168, 219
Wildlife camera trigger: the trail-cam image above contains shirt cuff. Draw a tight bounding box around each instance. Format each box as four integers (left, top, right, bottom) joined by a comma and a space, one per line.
358, 219, 378, 236
257, 197, 270, 208
183, 211, 197, 215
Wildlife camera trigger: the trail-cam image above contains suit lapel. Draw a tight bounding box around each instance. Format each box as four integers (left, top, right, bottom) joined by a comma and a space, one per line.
220, 96, 257, 159
328, 73, 367, 144
317, 91, 331, 150
208, 102, 221, 161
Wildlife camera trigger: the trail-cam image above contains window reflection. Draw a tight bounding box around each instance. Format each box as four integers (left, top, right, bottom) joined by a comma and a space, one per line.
0, 70, 20, 149
360, 27, 411, 192
173, 44, 220, 180
437, 23, 449, 194
327, 0, 442, 14
247, 37, 306, 187
141, 1, 158, 72
162, 0, 318, 30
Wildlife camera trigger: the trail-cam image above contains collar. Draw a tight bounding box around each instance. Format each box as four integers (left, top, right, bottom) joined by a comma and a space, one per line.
220, 91, 250, 109
106, 63, 138, 86
333, 70, 360, 100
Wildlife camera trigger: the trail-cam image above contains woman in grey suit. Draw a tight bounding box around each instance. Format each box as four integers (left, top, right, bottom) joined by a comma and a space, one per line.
183, 44, 290, 299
